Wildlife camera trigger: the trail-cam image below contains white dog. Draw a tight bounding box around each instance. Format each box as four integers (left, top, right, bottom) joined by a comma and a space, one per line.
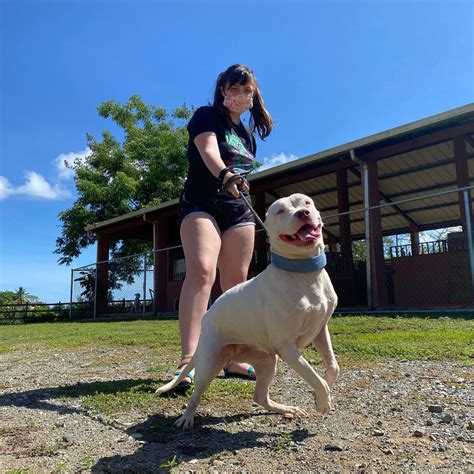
156, 193, 339, 429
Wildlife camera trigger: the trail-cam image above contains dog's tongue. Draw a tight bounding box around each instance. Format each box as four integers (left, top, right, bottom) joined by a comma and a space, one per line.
297, 224, 318, 241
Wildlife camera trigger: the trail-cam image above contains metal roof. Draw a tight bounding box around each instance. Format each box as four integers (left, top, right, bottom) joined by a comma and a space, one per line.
273, 137, 473, 239
85, 103, 474, 234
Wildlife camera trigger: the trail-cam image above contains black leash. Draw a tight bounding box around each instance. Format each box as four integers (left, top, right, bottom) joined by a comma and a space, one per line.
239, 191, 269, 235
219, 168, 268, 235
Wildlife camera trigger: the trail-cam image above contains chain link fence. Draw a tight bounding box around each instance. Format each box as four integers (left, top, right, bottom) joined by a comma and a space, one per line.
71, 253, 155, 319
322, 186, 473, 310
71, 186, 473, 319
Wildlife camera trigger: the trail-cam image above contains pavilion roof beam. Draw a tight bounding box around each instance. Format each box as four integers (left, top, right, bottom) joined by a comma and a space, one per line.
326, 201, 461, 221
251, 158, 355, 194
349, 167, 421, 230
465, 134, 474, 148
360, 122, 474, 162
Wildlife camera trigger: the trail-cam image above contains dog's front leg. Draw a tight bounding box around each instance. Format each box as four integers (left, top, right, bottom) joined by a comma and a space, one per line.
277, 342, 332, 415
253, 354, 307, 418
313, 324, 339, 388
175, 347, 225, 429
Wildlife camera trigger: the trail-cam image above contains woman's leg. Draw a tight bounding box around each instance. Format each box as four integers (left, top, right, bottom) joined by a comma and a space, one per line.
179, 215, 221, 359
218, 224, 255, 292
218, 224, 256, 376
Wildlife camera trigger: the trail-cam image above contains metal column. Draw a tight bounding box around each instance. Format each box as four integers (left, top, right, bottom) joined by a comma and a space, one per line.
69, 268, 73, 320
93, 264, 98, 319
143, 253, 147, 317
363, 164, 373, 309
463, 188, 474, 299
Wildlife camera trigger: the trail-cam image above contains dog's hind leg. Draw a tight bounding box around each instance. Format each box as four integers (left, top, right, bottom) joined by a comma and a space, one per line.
277, 342, 332, 415
313, 324, 339, 388
252, 353, 307, 418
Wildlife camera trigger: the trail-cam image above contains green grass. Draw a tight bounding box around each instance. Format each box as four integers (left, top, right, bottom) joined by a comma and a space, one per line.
53, 376, 254, 415
1, 316, 471, 421
55, 378, 168, 415
0, 319, 180, 355
159, 455, 181, 471
326, 315, 473, 365
1, 316, 471, 364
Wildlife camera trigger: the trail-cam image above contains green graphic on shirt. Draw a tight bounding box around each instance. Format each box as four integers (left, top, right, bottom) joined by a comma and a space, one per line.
225, 130, 253, 170
225, 131, 242, 149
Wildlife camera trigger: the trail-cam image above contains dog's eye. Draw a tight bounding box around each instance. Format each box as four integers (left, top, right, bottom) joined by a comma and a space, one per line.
276, 209, 285, 215
305, 200, 311, 206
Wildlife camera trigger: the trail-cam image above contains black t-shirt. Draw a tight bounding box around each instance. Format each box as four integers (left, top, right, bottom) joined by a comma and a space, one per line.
183, 106, 257, 200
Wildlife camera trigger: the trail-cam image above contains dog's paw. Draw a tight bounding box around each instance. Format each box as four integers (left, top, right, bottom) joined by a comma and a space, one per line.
312, 391, 332, 415
284, 405, 308, 418
263, 400, 308, 418
174, 413, 195, 430
278, 405, 307, 418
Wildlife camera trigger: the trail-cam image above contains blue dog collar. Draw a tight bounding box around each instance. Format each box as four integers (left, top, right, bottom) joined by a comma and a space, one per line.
270, 251, 327, 273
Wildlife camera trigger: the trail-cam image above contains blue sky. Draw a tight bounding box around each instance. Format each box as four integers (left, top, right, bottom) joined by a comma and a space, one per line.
1, 0, 473, 302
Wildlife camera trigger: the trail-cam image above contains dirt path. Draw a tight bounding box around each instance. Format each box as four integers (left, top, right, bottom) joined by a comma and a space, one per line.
1, 348, 472, 472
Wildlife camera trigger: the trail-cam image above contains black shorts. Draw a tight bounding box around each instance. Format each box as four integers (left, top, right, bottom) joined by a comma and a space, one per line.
178, 190, 256, 233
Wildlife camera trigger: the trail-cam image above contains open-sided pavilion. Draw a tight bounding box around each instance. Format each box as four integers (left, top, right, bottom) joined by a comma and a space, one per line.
84, 103, 474, 316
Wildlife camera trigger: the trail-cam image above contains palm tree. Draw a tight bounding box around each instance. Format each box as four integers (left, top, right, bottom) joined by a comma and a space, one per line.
14, 287, 40, 304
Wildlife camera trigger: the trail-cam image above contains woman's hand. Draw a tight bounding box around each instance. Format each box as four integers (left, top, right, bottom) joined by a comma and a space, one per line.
222, 172, 249, 198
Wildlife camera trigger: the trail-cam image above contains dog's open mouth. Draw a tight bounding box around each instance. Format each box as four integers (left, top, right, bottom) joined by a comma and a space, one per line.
279, 224, 321, 246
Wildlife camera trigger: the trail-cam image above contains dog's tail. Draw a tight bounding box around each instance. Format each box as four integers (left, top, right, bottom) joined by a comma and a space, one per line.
155, 357, 195, 394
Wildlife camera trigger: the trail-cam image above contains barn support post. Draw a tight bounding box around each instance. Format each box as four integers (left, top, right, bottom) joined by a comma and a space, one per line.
254, 192, 267, 272
362, 164, 373, 309
409, 223, 419, 256
337, 168, 353, 257
95, 235, 110, 318
463, 188, 474, 301
453, 135, 469, 231
153, 218, 169, 313
143, 253, 147, 317
69, 268, 73, 320
361, 159, 388, 309
337, 168, 355, 304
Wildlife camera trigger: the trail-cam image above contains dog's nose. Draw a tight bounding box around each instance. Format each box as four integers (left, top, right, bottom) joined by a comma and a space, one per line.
295, 209, 310, 219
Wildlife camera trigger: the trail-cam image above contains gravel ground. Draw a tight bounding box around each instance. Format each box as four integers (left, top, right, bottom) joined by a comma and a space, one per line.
0, 348, 473, 473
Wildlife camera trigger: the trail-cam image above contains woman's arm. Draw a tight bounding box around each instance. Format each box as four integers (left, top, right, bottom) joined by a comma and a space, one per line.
194, 132, 249, 197
194, 132, 229, 178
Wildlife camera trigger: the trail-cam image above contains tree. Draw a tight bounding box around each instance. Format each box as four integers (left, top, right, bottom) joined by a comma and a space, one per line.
0, 290, 18, 306
352, 239, 367, 261
14, 287, 40, 304
422, 226, 461, 242
55, 95, 192, 265
73, 269, 96, 303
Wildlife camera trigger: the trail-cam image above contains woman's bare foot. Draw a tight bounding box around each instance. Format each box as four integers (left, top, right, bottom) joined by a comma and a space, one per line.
223, 361, 255, 379
174, 355, 194, 387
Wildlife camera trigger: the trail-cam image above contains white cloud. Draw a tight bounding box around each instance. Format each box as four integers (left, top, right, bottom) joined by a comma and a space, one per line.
0, 171, 72, 200
0, 176, 14, 199
54, 147, 91, 180
0, 147, 90, 201
257, 152, 299, 172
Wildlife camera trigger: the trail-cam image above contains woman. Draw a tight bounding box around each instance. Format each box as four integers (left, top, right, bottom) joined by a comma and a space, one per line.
175, 64, 273, 386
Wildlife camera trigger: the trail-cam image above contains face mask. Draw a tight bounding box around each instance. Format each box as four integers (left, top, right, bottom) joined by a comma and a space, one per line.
223, 93, 254, 114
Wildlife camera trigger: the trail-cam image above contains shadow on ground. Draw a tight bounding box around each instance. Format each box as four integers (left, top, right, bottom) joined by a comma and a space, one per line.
92, 412, 311, 472
0, 378, 158, 419
0, 378, 311, 471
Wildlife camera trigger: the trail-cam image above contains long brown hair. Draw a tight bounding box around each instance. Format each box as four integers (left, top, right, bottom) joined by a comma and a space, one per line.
212, 64, 273, 140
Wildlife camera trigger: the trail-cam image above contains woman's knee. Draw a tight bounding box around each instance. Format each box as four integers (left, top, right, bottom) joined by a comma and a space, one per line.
185, 265, 216, 289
